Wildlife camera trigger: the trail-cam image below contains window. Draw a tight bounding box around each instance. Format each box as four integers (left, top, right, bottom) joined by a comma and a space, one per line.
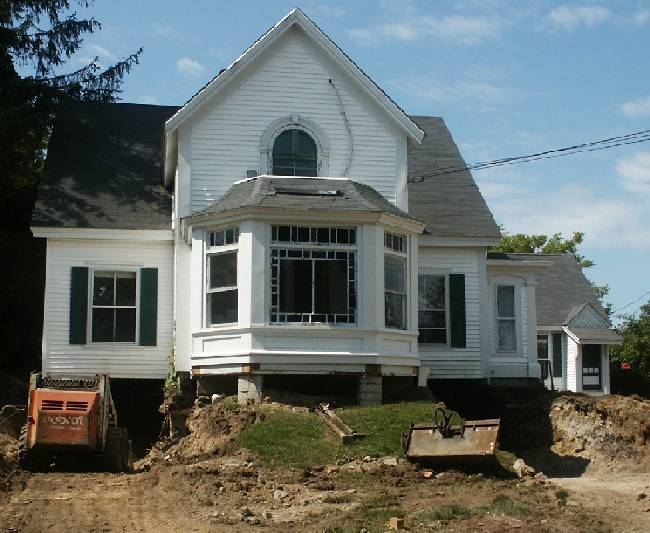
271, 225, 356, 324
91, 271, 137, 342
537, 334, 549, 359
206, 228, 239, 326
496, 285, 517, 352
272, 129, 317, 176
418, 274, 447, 344
384, 232, 408, 330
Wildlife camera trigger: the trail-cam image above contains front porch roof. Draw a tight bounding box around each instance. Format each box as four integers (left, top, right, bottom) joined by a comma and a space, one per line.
563, 326, 623, 345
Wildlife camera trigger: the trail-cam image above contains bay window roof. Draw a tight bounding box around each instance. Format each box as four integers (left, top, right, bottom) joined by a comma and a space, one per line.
187, 176, 423, 225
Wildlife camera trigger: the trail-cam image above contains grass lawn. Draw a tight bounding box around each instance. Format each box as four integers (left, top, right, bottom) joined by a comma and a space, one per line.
233, 401, 435, 468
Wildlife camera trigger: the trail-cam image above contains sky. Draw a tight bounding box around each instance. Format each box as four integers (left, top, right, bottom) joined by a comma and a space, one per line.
40, 0, 650, 320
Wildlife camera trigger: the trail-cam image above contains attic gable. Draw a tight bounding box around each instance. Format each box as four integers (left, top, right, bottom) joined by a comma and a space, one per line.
565, 303, 610, 328
163, 8, 423, 186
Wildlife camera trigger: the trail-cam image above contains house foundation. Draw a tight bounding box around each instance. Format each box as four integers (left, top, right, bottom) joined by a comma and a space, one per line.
358, 375, 382, 406
238, 374, 264, 405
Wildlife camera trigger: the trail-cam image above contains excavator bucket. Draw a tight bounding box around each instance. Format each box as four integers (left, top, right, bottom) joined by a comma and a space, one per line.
403, 407, 500, 465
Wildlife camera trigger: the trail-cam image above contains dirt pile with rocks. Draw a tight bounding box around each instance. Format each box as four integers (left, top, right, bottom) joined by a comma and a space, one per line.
139, 398, 261, 466
549, 394, 650, 473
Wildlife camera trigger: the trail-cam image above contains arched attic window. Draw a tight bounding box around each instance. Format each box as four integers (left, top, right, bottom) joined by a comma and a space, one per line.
272, 129, 318, 176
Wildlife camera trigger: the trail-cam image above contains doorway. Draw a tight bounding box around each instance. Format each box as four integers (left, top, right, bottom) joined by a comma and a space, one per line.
582, 344, 602, 391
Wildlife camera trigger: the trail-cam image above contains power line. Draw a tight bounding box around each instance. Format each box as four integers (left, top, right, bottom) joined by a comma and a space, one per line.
612, 290, 650, 316
408, 128, 650, 182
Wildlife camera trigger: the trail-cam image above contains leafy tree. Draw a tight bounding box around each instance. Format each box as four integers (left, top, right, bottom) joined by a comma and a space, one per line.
0, 1, 142, 376
612, 301, 650, 382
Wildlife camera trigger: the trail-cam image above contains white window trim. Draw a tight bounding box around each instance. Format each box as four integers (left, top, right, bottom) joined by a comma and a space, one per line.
495, 283, 520, 354
260, 115, 330, 176
417, 270, 450, 346
87, 267, 140, 345
384, 231, 409, 331
205, 228, 239, 328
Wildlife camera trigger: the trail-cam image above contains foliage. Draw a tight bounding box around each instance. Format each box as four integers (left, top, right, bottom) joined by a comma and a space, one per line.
0, 1, 141, 373
233, 401, 435, 468
491, 227, 610, 308
612, 301, 650, 382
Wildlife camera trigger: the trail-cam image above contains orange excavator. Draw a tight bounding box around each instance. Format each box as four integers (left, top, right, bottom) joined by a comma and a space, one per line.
19, 372, 132, 472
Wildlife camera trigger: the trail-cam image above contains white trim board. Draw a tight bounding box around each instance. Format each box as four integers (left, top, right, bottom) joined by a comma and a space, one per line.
31, 227, 174, 241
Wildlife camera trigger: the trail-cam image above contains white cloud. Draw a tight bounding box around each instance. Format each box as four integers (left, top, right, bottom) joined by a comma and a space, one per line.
349, 14, 504, 46
148, 22, 175, 37
176, 57, 205, 78
632, 10, 650, 26
547, 5, 611, 30
616, 151, 650, 196
621, 96, 650, 118
86, 44, 117, 62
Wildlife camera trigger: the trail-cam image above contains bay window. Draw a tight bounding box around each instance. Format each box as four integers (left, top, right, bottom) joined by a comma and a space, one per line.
384, 232, 407, 330
206, 228, 239, 326
497, 285, 517, 352
271, 225, 356, 324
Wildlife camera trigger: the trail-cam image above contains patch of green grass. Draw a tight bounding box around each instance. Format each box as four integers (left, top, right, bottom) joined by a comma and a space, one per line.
555, 488, 569, 506
357, 496, 405, 528
322, 493, 352, 504
233, 401, 437, 467
482, 495, 529, 517
338, 401, 436, 457
418, 504, 473, 522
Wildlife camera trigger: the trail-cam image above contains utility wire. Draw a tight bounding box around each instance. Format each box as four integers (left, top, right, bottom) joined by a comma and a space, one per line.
408, 128, 650, 182
612, 290, 650, 316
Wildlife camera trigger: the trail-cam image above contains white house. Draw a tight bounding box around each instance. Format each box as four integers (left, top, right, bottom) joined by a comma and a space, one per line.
30, 9, 619, 404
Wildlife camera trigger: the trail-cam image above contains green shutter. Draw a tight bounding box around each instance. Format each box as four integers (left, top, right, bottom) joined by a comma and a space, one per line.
139, 268, 158, 346
449, 274, 466, 348
552, 333, 563, 378
69, 267, 89, 344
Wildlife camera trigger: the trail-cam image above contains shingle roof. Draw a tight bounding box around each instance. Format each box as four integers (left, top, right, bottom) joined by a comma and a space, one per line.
486, 253, 608, 326
32, 102, 179, 230
33, 105, 498, 236
188, 176, 423, 224
408, 116, 501, 239
564, 327, 622, 344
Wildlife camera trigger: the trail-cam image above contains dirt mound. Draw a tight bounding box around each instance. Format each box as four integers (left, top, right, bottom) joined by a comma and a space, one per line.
549, 394, 650, 473
140, 398, 259, 466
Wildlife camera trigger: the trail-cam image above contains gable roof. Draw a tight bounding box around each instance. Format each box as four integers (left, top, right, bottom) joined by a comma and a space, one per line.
408, 116, 501, 240
164, 9, 424, 142
187, 176, 423, 226
31, 102, 178, 230
487, 253, 608, 326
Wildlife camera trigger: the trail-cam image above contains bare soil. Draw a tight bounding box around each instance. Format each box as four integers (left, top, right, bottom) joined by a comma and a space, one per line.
1, 393, 649, 532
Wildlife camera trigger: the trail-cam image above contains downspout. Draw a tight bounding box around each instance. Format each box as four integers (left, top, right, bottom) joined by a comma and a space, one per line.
328, 78, 353, 177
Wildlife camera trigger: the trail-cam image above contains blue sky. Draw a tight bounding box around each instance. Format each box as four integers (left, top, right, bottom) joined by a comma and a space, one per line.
59, 0, 650, 320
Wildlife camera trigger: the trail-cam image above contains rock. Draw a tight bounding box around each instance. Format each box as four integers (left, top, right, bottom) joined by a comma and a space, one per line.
388, 516, 405, 530
435, 472, 447, 480
423, 470, 433, 478
637, 492, 647, 501
534, 472, 548, 484
273, 489, 288, 500
513, 458, 535, 478
383, 457, 398, 467
363, 455, 372, 463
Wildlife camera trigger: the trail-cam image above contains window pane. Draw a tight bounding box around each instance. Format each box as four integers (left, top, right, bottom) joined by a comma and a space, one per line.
419, 329, 447, 344
280, 259, 312, 313
498, 319, 516, 351
385, 292, 406, 329
115, 308, 136, 342
418, 310, 446, 329
272, 129, 317, 176
497, 286, 515, 317
212, 231, 224, 247
209, 252, 237, 289
419, 274, 445, 310
93, 272, 114, 306
384, 255, 406, 292
537, 335, 549, 359
314, 260, 347, 314
92, 308, 114, 342
115, 272, 136, 306
209, 290, 238, 324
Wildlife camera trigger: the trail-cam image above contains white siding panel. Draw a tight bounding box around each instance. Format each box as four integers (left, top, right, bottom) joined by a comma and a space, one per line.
43, 238, 173, 379
566, 336, 579, 392
417, 247, 482, 379
189, 28, 399, 211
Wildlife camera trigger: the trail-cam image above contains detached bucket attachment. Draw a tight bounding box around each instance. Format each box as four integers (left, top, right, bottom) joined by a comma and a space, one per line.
403, 407, 500, 466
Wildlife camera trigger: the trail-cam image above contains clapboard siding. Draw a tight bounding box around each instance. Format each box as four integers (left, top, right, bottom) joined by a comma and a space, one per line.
189, 27, 399, 212
418, 247, 483, 378
43, 238, 173, 379
566, 335, 579, 391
